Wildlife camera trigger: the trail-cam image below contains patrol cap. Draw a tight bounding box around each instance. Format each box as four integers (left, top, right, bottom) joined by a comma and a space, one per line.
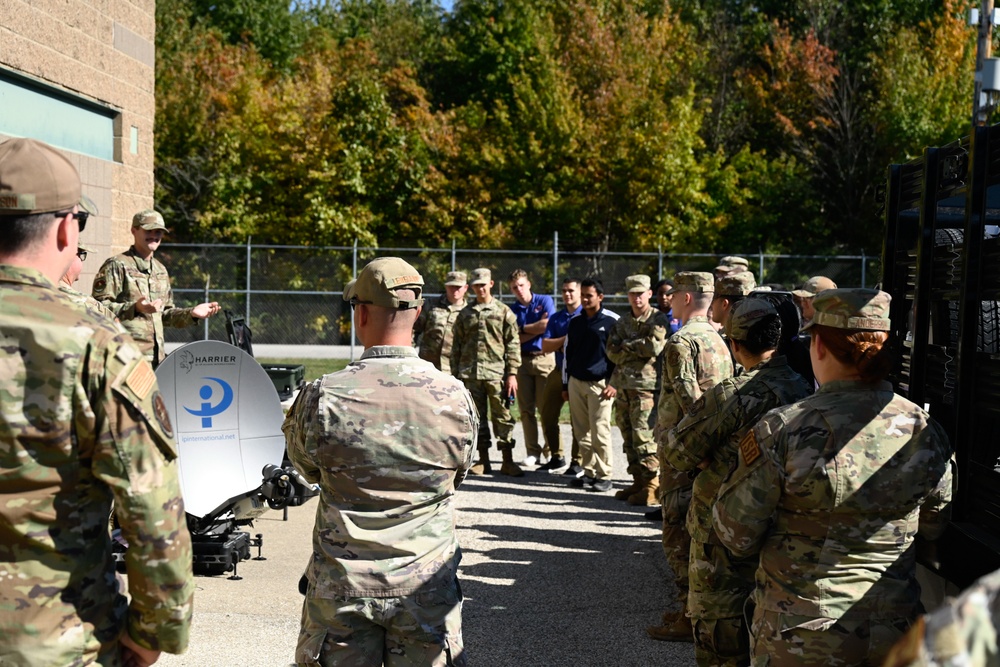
0, 138, 82, 215
445, 271, 467, 286
470, 268, 492, 285
726, 298, 777, 340
791, 275, 837, 298
802, 288, 891, 332
626, 274, 651, 293
714, 256, 750, 273
132, 209, 168, 231
666, 271, 714, 295
343, 257, 424, 309
715, 271, 757, 297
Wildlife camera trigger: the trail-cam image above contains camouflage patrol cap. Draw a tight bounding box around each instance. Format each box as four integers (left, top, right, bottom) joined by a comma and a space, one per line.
470, 268, 492, 285
791, 275, 837, 298
802, 288, 891, 331
666, 271, 714, 295
132, 209, 168, 231
626, 274, 651, 293
77, 243, 93, 254
726, 298, 777, 340
714, 256, 750, 273
0, 138, 82, 215
344, 257, 425, 309
445, 271, 467, 286
715, 271, 757, 297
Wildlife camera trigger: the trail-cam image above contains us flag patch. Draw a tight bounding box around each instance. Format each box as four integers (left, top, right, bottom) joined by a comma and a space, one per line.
739, 429, 761, 466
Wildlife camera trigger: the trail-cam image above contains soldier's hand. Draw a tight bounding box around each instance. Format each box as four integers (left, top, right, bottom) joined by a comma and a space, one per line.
504, 375, 518, 398
135, 297, 162, 315
601, 385, 617, 400
120, 632, 160, 667
191, 301, 221, 319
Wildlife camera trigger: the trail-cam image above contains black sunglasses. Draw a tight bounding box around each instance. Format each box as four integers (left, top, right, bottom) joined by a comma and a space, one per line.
76, 249, 87, 261
56, 209, 88, 232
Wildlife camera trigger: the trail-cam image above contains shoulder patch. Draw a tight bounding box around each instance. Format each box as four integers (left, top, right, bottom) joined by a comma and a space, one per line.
739, 429, 762, 466
126, 359, 157, 400
152, 390, 174, 438
93, 276, 106, 292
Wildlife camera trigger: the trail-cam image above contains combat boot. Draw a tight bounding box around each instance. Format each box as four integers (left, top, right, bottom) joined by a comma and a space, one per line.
646, 612, 694, 642
469, 453, 492, 475
499, 449, 524, 477
614, 472, 642, 501
627, 475, 660, 506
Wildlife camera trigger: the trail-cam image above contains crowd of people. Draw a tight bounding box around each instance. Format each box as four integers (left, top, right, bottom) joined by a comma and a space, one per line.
0, 134, 992, 667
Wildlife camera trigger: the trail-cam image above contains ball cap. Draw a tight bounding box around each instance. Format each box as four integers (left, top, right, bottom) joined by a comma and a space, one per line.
626, 274, 651, 293
0, 138, 82, 215
343, 257, 424, 310
791, 276, 837, 298
445, 271, 467, 286
716, 271, 757, 297
666, 271, 714, 295
133, 209, 168, 231
726, 298, 777, 340
803, 288, 891, 332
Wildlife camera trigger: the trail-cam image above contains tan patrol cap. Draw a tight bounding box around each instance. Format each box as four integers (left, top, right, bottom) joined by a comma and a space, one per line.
715, 271, 757, 297
802, 288, 891, 332
0, 138, 82, 215
343, 257, 424, 309
667, 271, 714, 295
132, 209, 168, 231
626, 274, 651, 293
791, 276, 837, 298
726, 298, 777, 340
445, 271, 467, 286
470, 268, 492, 285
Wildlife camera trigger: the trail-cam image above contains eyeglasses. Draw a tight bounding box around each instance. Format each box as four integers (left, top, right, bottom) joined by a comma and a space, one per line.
76, 249, 87, 261
349, 297, 372, 310
55, 209, 88, 232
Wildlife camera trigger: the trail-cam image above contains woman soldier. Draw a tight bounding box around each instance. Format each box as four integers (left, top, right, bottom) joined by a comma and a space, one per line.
712, 288, 955, 666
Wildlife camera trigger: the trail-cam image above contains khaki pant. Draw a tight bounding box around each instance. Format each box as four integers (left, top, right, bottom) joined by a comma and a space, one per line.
516, 353, 556, 458
568, 376, 614, 480
540, 362, 575, 460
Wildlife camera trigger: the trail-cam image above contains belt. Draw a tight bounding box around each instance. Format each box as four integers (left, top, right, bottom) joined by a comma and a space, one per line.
524, 350, 548, 358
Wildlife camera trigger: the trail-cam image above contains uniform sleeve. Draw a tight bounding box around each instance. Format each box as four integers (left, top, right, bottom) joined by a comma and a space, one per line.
627, 312, 669, 359
605, 319, 627, 365
89, 335, 194, 654
92, 258, 136, 319
449, 312, 466, 376
283, 380, 323, 484
453, 384, 479, 489
713, 412, 784, 559
917, 421, 955, 541
665, 380, 737, 472
666, 338, 702, 413
503, 309, 521, 375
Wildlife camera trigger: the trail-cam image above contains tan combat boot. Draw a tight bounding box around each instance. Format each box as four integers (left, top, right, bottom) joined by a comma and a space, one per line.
614, 473, 642, 501
499, 449, 524, 477
627, 475, 660, 506
469, 452, 492, 475
646, 612, 694, 642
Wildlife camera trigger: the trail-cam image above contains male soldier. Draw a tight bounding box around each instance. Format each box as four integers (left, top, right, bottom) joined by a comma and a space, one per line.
0, 138, 194, 666
92, 209, 221, 367
714, 256, 750, 280
508, 269, 557, 466
539, 277, 583, 472
712, 271, 757, 368
605, 274, 670, 505
649, 271, 734, 642
451, 268, 523, 476
58, 243, 119, 323
564, 279, 619, 492
791, 275, 837, 324
413, 270, 468, 373
657, 299, 810, 662
285, 257, 477, 667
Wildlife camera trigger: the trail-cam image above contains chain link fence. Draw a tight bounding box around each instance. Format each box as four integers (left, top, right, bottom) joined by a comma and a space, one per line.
161, 239, 881, 347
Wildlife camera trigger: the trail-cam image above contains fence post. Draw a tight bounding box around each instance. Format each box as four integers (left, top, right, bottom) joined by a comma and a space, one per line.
861, 250, 867, 288
245, 236, 252, 320
451, 239, 456, 271
658, 244, 663, 280
203, 277, 211, 340
758, 248, 765, 284
553, 231, 559, 297
350, 240, 358, 361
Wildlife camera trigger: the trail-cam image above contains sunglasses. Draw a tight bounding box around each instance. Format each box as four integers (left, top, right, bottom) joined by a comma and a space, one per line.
56, 209, 89, 232
76, 249, 87, 261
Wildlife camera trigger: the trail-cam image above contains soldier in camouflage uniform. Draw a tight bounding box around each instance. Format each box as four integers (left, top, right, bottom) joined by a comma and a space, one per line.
650, 271, 734, 642
284, 257, 478, 667
92, 209, 221, 367
59, 243, 119, 324
450, 268, 524, 476
605, 274, 670, 505
413, 270, 468, 373
883, 566, 1000, 667
660, 299, 811, 663
713, 289, 954, 666
712, 271, 757, 370
714, 256, 750, 280
0, 138, 194, 666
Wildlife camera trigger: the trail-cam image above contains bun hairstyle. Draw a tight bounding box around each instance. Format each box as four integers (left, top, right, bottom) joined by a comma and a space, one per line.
811, 325, 894, 383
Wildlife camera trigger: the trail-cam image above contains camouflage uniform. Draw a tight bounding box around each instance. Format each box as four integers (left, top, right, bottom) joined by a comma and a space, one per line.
450, 296, 521, 457
713, 380, 953, 666
605, 305, 669, 482
413, 293, 466, 373
92, 248, 197, 366
0, 265, 194, 666
59, 282, 119, 324
666, 347, 810, 666
883, 567, 1000, 667
284, 345, 478, 667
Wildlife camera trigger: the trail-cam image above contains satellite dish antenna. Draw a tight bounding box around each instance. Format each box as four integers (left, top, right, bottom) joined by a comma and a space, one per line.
156, 340, 286, 518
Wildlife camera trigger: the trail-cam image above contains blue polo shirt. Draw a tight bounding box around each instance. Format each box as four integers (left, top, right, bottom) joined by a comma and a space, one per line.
510, 293, 557, 354
545, 304, 582, 368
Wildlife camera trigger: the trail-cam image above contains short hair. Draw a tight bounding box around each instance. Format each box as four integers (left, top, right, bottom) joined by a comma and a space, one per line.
581, 278, 604, 296
654, 278, 673, 292
691, 292, 713, 310
732, 313, 782, 355
562, 277, 581, 287
508, 269, 529, 283
0, 212, 58, 256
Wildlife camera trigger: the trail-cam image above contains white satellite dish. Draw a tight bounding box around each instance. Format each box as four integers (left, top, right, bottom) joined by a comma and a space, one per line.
156, 340, 286, 518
